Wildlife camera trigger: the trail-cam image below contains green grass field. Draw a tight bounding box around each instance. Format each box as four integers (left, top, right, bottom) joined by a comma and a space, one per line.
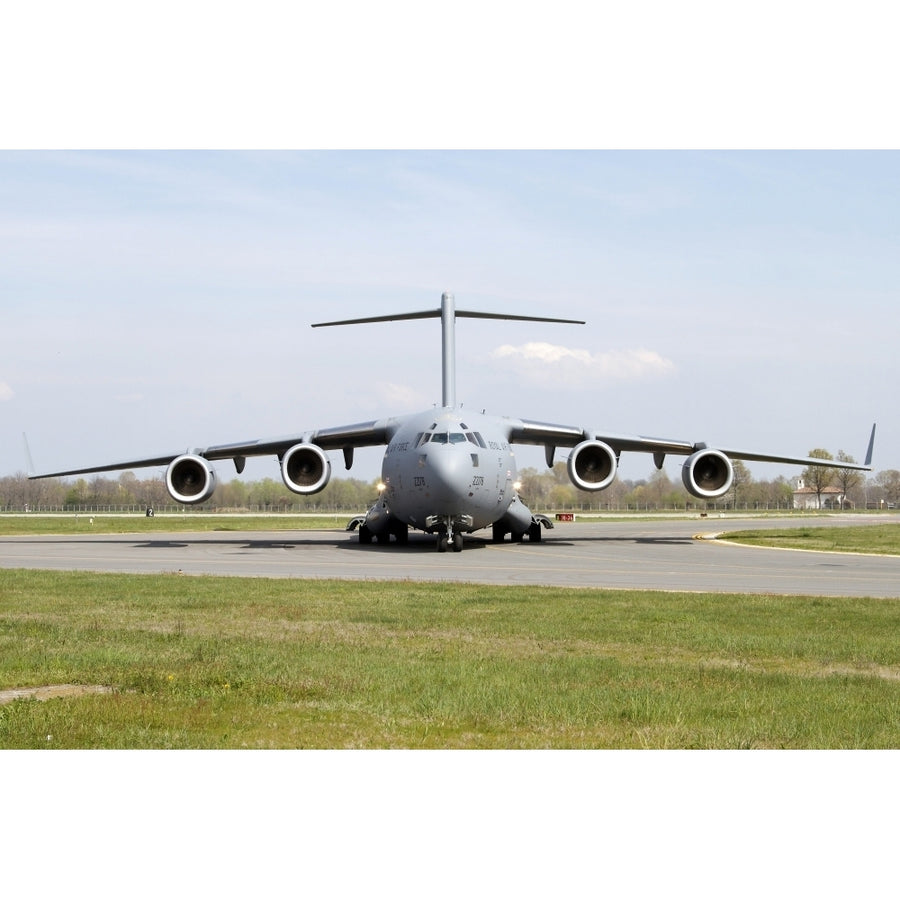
3, 515, 898, 748
723, 523, 900, 555
0, 514, 350, 536
2, 568, 898, 749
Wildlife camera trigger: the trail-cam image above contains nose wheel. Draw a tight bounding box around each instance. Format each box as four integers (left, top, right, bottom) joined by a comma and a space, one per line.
436, 525, 464, 552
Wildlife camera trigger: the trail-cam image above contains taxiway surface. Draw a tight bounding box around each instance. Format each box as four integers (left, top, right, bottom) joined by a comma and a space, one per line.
2, 515, 899, 597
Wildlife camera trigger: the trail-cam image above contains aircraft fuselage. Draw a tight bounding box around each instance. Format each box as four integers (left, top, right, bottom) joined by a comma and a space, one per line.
366, 407, 532, 545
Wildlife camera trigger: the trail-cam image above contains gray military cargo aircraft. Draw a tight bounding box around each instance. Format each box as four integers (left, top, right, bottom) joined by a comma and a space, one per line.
30, 292, 875, 552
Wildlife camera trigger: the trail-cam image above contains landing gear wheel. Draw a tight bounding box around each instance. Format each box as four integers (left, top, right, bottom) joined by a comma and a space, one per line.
359, 524, 373, 545
528, 522, 542, 542
492, 523, 506, 543
437, 535, 449, 553
452, 532, 464, 552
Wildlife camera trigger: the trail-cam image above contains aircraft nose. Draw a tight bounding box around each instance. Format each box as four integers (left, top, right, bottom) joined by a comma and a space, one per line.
426, 446, 469, 502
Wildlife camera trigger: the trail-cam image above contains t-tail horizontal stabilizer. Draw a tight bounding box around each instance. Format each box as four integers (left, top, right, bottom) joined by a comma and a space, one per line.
313, 291, 584, 408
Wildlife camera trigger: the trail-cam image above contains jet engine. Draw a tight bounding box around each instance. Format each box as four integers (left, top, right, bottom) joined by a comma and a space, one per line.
681, 448, 734, 499
567, 440, 618, 491
281, 443, 331, 495
166, 454, 218, 505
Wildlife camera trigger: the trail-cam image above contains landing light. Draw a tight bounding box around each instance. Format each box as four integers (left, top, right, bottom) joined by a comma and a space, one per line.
377, 482, 386, 493
513, 481, 523, 492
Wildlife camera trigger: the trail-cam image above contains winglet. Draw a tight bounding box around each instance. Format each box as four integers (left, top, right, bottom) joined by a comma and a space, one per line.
22, 433, 37, 477
864, 423, 876, 468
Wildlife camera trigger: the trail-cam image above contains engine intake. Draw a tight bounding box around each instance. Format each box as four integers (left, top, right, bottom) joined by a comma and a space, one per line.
567, 440, 617, 491
682, 449, 734, 499
166, 454, 217, 505
282, 443, 331, 495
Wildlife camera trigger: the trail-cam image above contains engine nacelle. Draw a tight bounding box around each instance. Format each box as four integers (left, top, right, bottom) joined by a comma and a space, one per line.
166, 454, 218, 505
281, 443, 331, 495
682, 448, 734, 499
567, 440, 618, 491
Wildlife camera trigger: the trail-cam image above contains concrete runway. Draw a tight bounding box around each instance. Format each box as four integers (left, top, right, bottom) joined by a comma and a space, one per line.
2, 515, 899, 597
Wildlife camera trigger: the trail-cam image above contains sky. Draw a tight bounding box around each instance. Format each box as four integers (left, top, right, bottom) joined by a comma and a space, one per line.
1, 149, 897, 486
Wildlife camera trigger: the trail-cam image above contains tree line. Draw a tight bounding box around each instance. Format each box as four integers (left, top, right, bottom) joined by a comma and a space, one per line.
3, 456, 899, 513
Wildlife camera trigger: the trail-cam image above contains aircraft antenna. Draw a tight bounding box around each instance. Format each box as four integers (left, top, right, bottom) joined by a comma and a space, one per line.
313, 293, 584, 409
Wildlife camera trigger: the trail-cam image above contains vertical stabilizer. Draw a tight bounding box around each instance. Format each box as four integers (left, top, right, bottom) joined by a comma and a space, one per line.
440, 292, 456, 408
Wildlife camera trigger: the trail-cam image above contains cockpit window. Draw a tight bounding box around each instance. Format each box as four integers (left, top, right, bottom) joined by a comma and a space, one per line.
422, 431, 468, 445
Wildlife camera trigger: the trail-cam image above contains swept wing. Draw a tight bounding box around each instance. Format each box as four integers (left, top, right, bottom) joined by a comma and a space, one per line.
507, 418, 875, 471
29, 418, 399, 479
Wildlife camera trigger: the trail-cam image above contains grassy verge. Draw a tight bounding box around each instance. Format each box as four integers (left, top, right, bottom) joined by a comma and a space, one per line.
2, 570, 898, 748
724, 524, 900, 555
0, 514, 350, 536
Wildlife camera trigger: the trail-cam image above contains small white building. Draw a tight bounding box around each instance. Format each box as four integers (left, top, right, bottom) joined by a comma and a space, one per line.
792, 477, 845, 510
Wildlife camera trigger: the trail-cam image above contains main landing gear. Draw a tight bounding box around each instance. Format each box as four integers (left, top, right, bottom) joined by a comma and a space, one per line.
491, 516, 552, 544
352, 519, 408, 545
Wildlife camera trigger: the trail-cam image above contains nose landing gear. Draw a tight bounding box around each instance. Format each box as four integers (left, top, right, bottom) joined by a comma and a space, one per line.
436, 522, 464, 552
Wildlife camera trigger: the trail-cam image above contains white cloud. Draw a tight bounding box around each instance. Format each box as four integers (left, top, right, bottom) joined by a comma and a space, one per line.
375, 382, 430, 411
490, 342, 676, 386
0, 382, 14, 402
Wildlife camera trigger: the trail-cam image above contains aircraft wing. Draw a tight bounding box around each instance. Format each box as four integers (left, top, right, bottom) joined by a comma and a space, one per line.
506, 419, 876, 471
203, 419, 396, 461
28, 418, 399, 479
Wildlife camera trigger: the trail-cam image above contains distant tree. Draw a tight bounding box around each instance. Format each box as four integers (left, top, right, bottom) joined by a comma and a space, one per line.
645, 469, 674, 508
250, 477, 284, 510
803, 449, 835, 509
118, 471, 140, 502
327, 477, 369, 512
770, 476, 795, 509
217, 478, 250, 510
875, 470, 900, 507
834, 451, 863, 509
551, 461, 571, 485
144, 477, 169, 509
730, 460, 752, 509
66, 478, 90, 507
601, 476, 631, 510
518, 467, 552, 508
626, 480, 650, 509
0, 474, 28, 509
549, 482, 577, 510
